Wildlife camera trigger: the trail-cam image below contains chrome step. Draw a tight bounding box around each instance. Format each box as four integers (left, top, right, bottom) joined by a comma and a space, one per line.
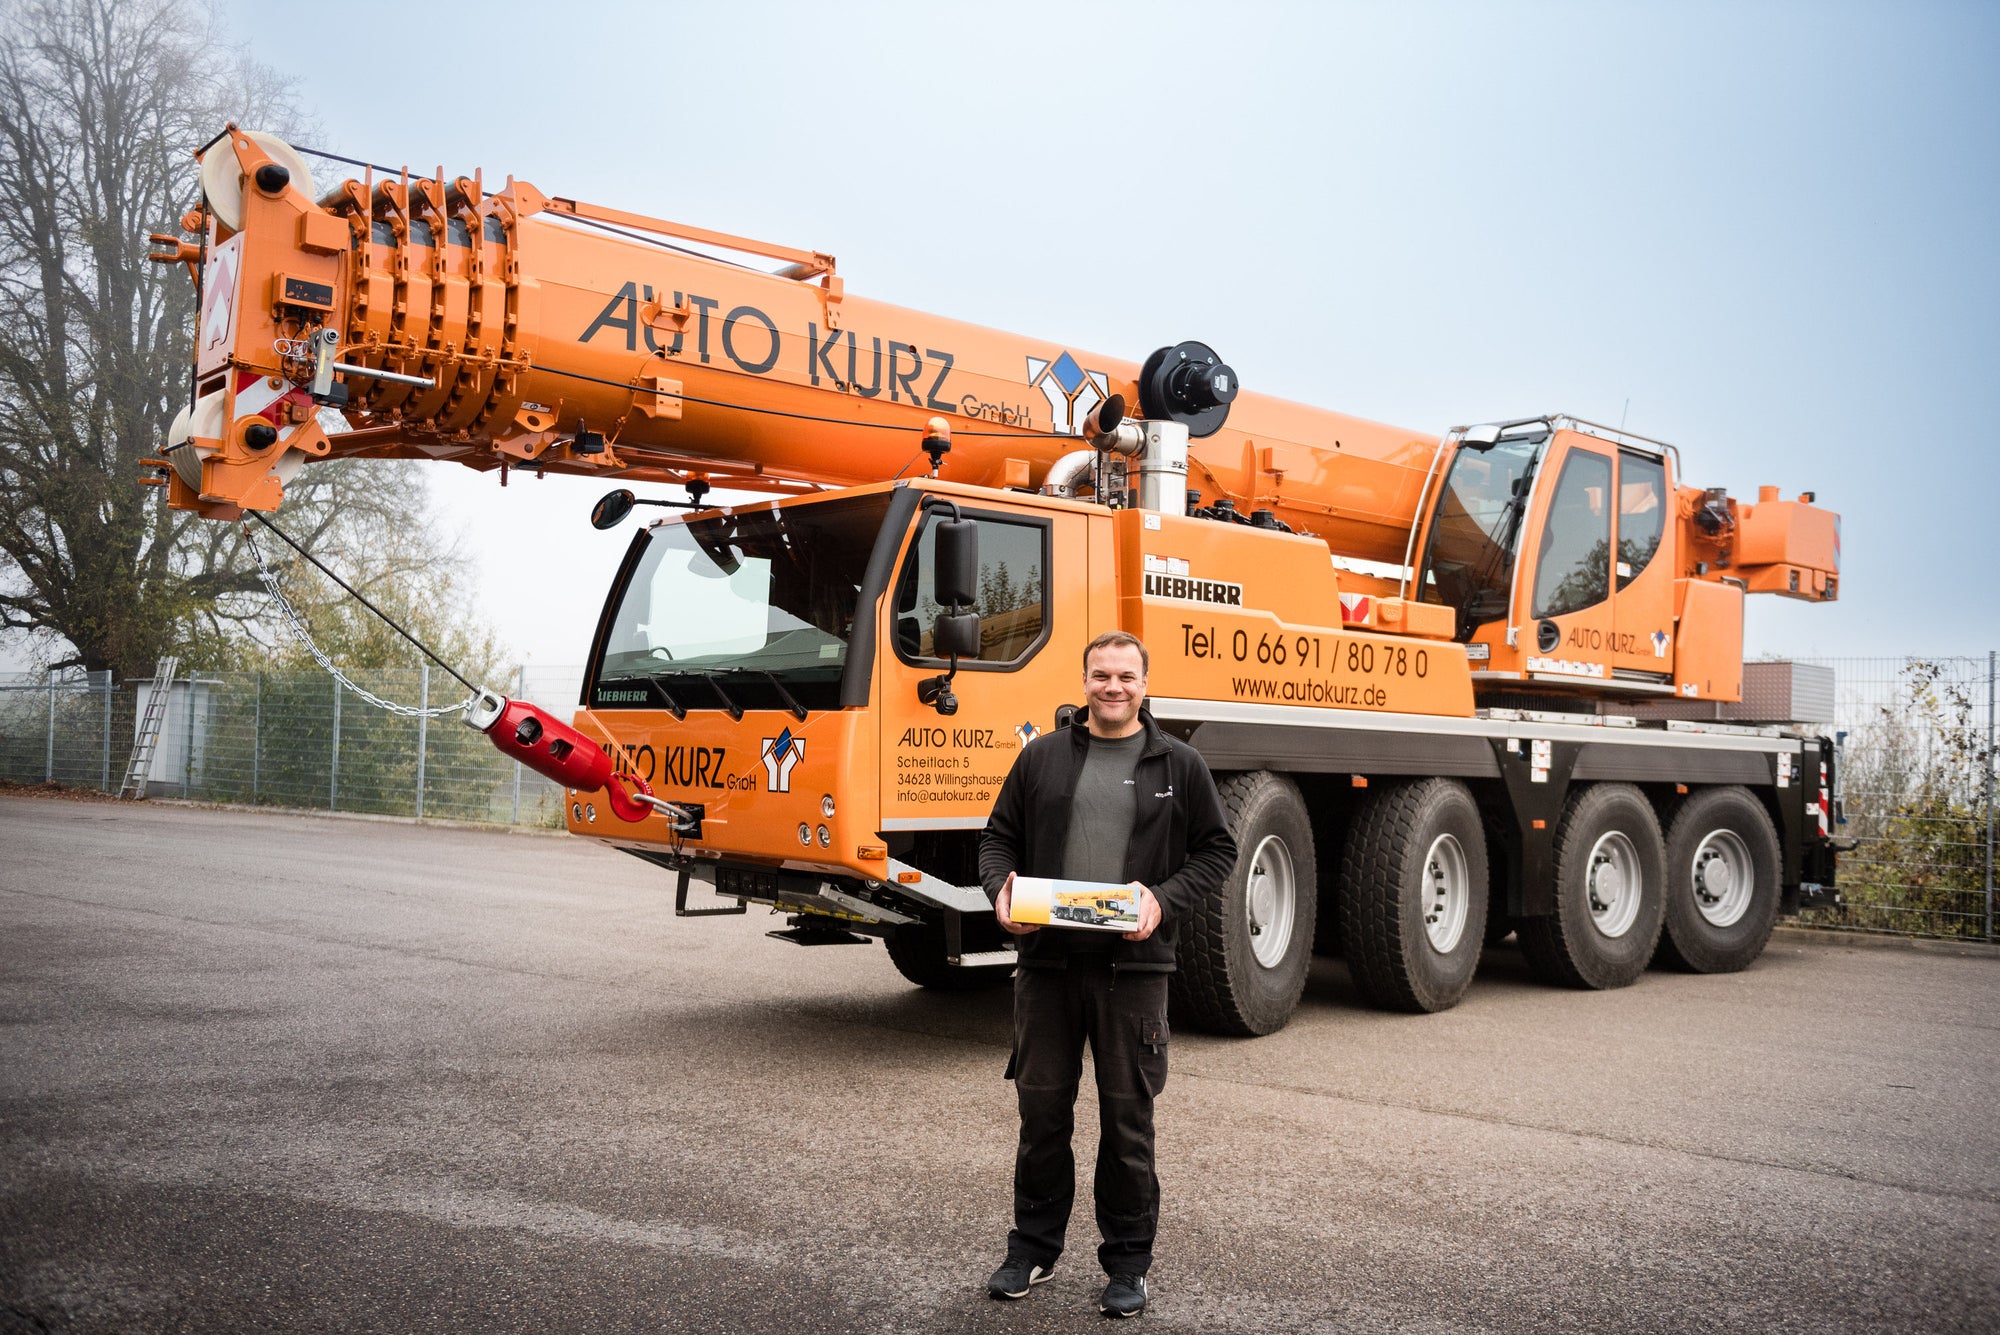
952, 950, 1019, 969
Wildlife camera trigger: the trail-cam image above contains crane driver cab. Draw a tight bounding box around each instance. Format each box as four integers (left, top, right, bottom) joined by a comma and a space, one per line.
1417, 417, 1711, 699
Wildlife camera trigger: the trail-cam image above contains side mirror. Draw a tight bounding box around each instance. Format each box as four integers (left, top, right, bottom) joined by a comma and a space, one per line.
918, 509, 981, 715
933, 515, 978, 607
934, 611, 981, 660
919, 612, 982, 714
591, 489, 635, 530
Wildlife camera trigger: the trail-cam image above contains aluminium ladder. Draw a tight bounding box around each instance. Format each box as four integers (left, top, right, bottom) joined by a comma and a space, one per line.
118, 656, 181, 800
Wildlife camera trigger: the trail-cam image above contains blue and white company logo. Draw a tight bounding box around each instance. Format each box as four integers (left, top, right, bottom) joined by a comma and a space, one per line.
1015, 720, 1041, 746
1027, 352, 1111, 436
761, 727, 805, 793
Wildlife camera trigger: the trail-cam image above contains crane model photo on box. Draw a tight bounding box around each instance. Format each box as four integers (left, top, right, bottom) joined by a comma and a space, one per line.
146, 126, 1845, 1033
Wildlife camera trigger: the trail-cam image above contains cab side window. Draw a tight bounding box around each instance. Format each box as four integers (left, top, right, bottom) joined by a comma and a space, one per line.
1616, 451, 1665, 590
894, 514, 1049, 666
1532, 449, 1613, 619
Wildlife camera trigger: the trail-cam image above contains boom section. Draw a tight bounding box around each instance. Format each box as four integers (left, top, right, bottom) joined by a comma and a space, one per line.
156, 129, 1431, 558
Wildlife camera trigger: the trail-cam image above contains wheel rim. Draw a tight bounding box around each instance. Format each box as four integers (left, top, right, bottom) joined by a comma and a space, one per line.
1245, 834, 1297, 968
1585, 830, 1643, 938
1691, 828, 1754, 927
1420, 833, 1471, 954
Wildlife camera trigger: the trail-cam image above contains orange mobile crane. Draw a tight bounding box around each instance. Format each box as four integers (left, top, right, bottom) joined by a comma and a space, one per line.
149, 128, 1843, 1033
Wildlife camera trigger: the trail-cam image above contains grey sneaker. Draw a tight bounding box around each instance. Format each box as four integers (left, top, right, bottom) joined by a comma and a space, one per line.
1100, 1273, 1147, 1317
987, 1254, 1055, 1300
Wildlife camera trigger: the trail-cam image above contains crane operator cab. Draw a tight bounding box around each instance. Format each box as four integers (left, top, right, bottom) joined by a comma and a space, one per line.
1414, 416, 1839, 704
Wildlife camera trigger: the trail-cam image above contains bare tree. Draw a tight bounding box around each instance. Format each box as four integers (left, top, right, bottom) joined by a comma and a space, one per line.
0, 0, 498, 681
231, 460, 510, 686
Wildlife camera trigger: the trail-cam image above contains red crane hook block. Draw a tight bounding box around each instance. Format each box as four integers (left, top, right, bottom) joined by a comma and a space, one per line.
462, 690, 658, 823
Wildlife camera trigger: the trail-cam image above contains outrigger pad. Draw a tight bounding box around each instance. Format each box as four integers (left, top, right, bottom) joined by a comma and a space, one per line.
766, 918, 871, 947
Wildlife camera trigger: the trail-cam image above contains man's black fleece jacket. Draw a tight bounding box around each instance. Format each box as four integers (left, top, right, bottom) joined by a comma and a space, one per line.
978, 709, 1238, 972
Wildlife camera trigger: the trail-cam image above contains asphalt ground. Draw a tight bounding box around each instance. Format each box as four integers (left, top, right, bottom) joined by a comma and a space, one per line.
1, 795, 1996, 1333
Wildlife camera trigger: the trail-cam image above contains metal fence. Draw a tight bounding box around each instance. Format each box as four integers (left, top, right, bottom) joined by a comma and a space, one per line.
0, 671, 118, 791
3, 656, 1995, 939
1793, 655, 1995, 941
0, 666, 584, 829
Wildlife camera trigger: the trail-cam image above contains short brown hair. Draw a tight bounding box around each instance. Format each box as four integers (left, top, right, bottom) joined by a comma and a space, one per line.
1083, 630, 1148, 676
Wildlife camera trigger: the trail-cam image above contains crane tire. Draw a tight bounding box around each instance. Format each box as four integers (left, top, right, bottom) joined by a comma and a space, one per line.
1518, 783, 1666, 989
886, 923, 1011, 992
1655, 786, 1782, 973
1337, 778, 1490, 1013
1171, 771, 1317, 1036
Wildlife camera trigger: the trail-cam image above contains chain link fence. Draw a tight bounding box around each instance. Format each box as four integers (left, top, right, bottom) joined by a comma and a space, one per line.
1, 666, 583, 829
0, 671, 119, 791
4, 656, 1995, 940
1792, 655, 1995, 941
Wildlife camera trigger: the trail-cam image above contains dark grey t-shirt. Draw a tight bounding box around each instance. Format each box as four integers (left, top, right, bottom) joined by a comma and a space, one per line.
1060, 730, 1146, 885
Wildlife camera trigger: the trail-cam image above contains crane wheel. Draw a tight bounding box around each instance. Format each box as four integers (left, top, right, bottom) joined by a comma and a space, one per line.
1171, 771, 1317, 1036
1518, 784, 1666, 989
1337, 778, 1491, 1014
1654, 786, 1782, 973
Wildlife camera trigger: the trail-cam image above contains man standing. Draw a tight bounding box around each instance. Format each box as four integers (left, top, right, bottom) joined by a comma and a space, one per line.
978, 630, 1238, 1318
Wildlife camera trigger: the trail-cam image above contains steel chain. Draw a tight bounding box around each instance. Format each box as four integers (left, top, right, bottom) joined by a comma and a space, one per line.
244, 527, 476, 719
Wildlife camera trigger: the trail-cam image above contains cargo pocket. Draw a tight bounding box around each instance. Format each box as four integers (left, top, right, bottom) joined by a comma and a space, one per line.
1136, 1014, 1169, 1097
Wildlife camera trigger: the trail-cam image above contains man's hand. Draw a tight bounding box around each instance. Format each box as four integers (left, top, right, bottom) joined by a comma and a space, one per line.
995, 873, 1038, 936
1122, 883, 1162, 941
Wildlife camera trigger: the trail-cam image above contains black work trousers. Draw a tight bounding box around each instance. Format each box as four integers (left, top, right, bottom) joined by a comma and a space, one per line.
1005, 963, 1170, 1277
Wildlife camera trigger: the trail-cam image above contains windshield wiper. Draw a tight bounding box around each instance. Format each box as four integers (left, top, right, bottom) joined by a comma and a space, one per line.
642, 676, 687, 720
689, 670, 744, 721
1468, 466, 1537, 599
719, 668, 808, 722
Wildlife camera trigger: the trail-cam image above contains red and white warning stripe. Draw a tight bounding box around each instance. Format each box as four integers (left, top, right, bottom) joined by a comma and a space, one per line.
234, 369, 313, 425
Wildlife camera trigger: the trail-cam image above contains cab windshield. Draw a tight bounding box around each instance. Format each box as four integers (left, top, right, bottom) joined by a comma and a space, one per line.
593, 495, 892, 712
1417, 436, 1546, 638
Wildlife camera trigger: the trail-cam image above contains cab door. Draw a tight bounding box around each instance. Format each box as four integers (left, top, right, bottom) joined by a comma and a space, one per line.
877, 501, 1087, 832
1608, 448, 1678, 681
1514, 433, 1617, 685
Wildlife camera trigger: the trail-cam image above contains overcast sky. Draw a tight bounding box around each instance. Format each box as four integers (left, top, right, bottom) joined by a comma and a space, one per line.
201, 0, 1997, 670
